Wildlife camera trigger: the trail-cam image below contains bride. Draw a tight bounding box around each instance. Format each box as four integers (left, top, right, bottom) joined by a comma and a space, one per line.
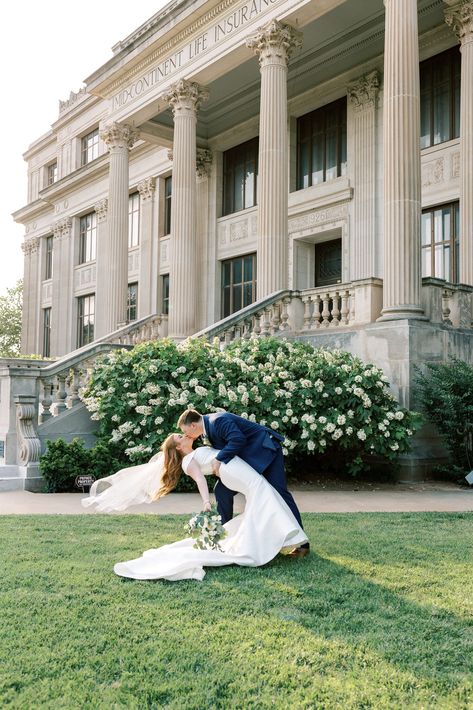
82, 433, 308, 581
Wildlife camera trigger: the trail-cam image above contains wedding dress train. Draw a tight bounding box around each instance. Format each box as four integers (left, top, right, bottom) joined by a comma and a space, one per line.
113, 446, 308, 581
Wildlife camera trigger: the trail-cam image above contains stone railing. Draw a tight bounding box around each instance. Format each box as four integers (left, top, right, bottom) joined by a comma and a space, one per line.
422, 278, 473, 328
192, 290, 302, 344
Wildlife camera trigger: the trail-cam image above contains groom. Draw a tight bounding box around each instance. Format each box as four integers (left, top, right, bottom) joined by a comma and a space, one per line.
177, 408, 309, 557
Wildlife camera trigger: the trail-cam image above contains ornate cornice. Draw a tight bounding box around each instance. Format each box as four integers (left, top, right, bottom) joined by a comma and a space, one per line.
347, 70, 380, 111
445, 1, 473, 43
99, 122, 139, 150
137, 177, 157, 201
196, 149, 213, 178
94, 198, 108, 222
59, 87, 87, 114
163, 79, 209, 117
21, 237, 40, 256
246, 20, 303, 68
51, 216, 72, 241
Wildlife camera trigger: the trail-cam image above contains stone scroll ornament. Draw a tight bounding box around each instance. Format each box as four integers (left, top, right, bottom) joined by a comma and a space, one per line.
16, 400, 41, 466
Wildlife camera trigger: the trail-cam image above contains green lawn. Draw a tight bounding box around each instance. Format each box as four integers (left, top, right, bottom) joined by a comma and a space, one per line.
1, 513, 472, 710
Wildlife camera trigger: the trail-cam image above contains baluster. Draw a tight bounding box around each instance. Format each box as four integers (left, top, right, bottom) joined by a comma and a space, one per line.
260, 308, 272, 337
349, 291, 356, 323
39, 378, 54, 423
224, 328, 233, 345
331, 291, 340, 326
302, 296, 312, 330
270, 304, 281, 333
251, 311, 262, 339
69, 368, 81, 406
242, 318, 252, 340
313, 295, 322, 328
340, 291, 349, 325
442, 289, 453, 325
280, 297, 290, 331
151, 317, 160, 339
321, 294, 331, 327
54, 374, 68, 414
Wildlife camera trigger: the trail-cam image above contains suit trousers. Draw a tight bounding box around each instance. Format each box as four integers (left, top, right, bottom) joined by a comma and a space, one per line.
214, 447, 304, 529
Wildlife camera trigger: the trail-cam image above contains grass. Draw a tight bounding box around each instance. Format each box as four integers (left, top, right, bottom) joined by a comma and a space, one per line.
1, 513, 472, 709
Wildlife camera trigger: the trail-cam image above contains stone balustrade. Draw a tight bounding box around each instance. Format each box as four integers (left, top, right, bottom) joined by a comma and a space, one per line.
422, 278, 473, 328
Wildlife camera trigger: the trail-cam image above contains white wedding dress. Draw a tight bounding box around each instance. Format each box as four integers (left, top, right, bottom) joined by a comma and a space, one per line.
113, 447, 308, 581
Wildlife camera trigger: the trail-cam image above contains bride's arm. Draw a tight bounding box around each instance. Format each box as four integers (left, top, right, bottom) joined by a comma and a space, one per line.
185, 460, 212, 512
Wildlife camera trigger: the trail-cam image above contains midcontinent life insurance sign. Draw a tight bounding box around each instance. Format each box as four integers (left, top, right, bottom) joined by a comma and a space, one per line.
112, 0, 282, 110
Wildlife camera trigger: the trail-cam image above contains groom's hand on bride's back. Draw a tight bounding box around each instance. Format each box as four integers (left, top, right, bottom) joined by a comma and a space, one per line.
211, 459, 221, 477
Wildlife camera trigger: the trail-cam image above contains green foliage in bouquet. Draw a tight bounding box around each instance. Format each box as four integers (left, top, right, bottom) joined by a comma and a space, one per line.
185, 505, 227, 551
81, 337, 421, 476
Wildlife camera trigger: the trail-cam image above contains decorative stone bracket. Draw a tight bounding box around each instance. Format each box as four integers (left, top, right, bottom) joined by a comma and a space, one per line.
14, 395, 41, 466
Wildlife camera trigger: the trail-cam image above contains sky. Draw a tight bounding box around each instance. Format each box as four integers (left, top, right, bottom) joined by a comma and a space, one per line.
0, 0, 170, 297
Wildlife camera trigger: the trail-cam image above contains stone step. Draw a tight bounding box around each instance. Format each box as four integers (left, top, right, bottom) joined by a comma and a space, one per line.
0, 477, 24, 492
0, 466, 21, 478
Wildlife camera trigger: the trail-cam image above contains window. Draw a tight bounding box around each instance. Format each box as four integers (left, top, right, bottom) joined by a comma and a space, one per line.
128, 192, 140, 247
45, 236, 53, 280
42, 308, 51, 358
81, 129, 100, 166
47, 162, 57, 186
420, 47, 460, 149
223, 138, 258, 216
314, 239, 342, 287
79, 213, 97, 264
77, 294, 95, 347
421, 202, 460, 282
162, 274, 170, 315
221, 253, 257, 318
127, 282, 138, 322
297, 98, 347, 190
164, 177, 172, 236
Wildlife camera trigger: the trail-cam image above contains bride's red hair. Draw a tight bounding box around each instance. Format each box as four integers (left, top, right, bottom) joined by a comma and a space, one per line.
153, 434, 183, 499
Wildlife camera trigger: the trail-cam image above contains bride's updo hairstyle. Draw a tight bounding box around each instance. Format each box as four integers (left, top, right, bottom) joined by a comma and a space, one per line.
153, 434, 183, 499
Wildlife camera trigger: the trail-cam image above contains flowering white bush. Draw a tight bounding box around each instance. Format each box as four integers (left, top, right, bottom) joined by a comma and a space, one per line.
81, 337, 421, 475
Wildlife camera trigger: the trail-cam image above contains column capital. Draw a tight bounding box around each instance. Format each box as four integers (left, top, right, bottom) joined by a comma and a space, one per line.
246, 20, 302, 68
137, 177, 157, 201
94, 198, 108, 222
164, 79, 209, 117
445, 1, 473, 43
100, 122, 139, 151
21, 237, 40, 255
347, 70, 380, 111
196, 149, 213, 178
51, 216, 72, 241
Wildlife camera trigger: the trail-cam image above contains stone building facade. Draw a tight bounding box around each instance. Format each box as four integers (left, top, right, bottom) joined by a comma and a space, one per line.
8, 0, 473, 482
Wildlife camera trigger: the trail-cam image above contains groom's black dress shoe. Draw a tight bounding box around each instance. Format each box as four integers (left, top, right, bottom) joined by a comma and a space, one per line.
287, 544, 310, 558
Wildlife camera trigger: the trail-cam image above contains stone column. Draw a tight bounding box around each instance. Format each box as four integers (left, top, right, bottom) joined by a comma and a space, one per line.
164, 80, 208, 338
20, 237, 40, 355
379, 0, 425, 320
93, 198, 109, 339
445, 0, 473, 285
99, 122, 138, 332
51, 217, 73, 355
247, 20, 302, 298
137, 177, 157, 319
196, 149, 213, 330
348, 71, 380, 280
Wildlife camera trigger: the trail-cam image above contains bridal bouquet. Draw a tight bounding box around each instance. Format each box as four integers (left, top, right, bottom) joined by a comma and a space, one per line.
185, 505, 227, 551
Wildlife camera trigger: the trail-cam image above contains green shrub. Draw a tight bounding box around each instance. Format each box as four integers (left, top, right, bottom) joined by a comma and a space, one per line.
81, 337, 421, 476
40, 438, 91, 492
416, 358, 473, 474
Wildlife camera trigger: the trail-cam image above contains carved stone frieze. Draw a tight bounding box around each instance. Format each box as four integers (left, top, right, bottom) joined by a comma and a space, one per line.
94, 198, 108, 223
137, 177, 157, 201
163, 80, 209, 117
289, 204, 348, 234
196, 149, 213, 178
246, 19, 303, 68
451, 151, 461, 178
347, 70, 380, 111
230, 220, 249, 242
445, 1, 473, 43
422, 158, 445, 187
51, 216, 72, 241
100, 122, 139, 150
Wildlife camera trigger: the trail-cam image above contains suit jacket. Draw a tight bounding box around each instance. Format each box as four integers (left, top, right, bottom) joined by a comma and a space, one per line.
202, 412, 284, 474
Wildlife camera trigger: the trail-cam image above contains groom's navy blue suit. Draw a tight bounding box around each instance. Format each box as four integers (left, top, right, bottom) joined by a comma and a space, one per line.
202, 412, 304, 529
